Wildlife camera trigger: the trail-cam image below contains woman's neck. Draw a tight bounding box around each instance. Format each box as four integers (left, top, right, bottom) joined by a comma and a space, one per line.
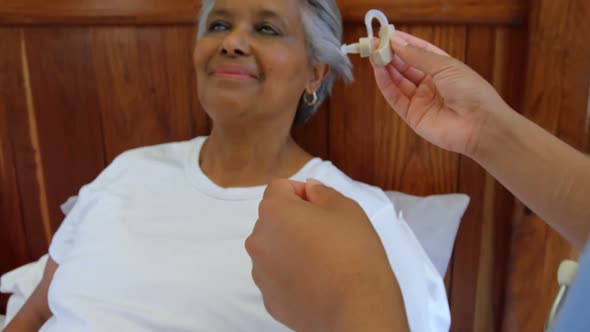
200, 125, 312, 188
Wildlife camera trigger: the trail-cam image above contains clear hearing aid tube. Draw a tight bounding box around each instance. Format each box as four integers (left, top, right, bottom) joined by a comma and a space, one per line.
341, 9, 396, 66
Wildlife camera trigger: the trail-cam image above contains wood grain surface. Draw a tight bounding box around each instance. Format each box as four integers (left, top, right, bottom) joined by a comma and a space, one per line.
502, 0, 590, 331
92, 26, 208, 161
0, 0, 528, 25
0, 28, 31, 313
24, 27, 107, 233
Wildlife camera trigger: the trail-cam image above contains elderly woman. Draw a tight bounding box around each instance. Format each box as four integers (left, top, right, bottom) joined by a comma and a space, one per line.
6, 0, 448, 331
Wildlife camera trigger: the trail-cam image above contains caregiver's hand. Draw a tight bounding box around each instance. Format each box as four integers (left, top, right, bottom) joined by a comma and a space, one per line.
372, 31, 510, 157
246, 179, 409, 332
375, 31, 590, 249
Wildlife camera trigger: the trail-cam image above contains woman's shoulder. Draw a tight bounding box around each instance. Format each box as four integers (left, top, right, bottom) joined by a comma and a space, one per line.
298, 159, 392, 218
87, 137, 203, 190
113, 137, 202, 165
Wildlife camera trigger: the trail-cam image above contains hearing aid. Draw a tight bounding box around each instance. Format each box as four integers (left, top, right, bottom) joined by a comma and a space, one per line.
341, 9, 396, 67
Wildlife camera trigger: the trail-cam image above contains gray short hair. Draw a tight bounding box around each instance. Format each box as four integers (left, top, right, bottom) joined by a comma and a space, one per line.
197, 0, 353, 125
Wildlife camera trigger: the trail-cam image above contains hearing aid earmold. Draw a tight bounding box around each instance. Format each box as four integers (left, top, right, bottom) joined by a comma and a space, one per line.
341, 9, 395, 67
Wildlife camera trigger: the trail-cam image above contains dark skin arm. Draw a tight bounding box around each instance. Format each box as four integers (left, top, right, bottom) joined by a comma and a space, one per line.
4, 257, 57, 331
247, 180, 409, 332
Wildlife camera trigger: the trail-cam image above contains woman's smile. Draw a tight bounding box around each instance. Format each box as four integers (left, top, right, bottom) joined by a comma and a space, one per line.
210, 64, 260, 81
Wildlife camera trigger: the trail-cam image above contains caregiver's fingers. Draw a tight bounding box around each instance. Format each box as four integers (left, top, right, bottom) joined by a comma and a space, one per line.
390, 32, 455, 77
287, 180, 307, 201
263, 179, 302, 201
386, 64, 417, 97
259, 180, 308, 228
395, 30, 450, 56
372, 60, 412, 95
372, 65, 411, 118
392, 55, 427, 86
304, 180, 350, 209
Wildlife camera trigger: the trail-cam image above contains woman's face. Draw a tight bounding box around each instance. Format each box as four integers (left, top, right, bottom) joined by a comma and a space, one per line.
194, 0, 321, 126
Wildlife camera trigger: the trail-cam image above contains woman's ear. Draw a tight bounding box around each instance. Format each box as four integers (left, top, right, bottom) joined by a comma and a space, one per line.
306, 63, 329, 93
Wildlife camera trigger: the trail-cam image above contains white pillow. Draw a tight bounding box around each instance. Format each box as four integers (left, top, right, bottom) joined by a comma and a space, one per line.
385, 191, 469, 277
0, 193, 468, 325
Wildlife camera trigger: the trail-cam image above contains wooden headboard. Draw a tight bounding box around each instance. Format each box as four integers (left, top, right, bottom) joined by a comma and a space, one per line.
1, 1, 588, 331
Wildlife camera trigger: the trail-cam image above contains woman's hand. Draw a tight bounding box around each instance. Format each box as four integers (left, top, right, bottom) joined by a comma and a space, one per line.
247, 179, 409, 332
372, 31, 510, 157
373, 32, 590, 249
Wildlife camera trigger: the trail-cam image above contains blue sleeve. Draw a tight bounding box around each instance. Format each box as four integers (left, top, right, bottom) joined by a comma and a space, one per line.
550, 242, 590, 331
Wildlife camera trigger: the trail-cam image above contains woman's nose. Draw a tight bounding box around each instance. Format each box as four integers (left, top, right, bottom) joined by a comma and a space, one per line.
220, 28, 251, 57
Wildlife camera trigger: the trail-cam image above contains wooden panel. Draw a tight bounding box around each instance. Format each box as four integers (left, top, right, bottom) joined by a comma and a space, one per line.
502, 0, 589, 331
0, 0, 200, 25
503, 211, 577, 332
91, 26, 208, 161
451, 156, 486, 331
489, 26, 527, 332
520, 5, 558, 131
488, 181, 514, 331
337, 0, 529, 25
330, 24, 465, 193
452, 25, 527, 332
0, 28, 53, 262
292, 103, 329, 160
586, 89, 590, 152
329, 24, 380, 186
0, 28, 30, 312
502, 210, 551, 332
444, 265, 453, 302
452, 27, 495, 332
24, 27, 107, 233
0, 0, 528, 25
587, 89, 590, 151
556, 0, 590, 153
538, 221, 578, 324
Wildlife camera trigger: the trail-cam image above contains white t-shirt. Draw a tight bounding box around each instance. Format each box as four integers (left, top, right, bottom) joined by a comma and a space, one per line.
42, 136, 450, 332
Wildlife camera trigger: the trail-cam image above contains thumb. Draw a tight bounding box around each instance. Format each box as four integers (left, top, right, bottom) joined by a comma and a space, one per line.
264, 179, 304, 201
288, 180, 308, 201
305, 179, 346, 208
391, 35, 454, 76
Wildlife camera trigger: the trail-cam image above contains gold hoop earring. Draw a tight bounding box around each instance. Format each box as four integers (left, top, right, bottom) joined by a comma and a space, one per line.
303, 92, 318, 106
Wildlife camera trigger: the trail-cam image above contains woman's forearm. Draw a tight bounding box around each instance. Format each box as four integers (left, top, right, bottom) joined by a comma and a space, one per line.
4, 297, 50, 331
472, 105, 590, 249
5, 258, 56, 331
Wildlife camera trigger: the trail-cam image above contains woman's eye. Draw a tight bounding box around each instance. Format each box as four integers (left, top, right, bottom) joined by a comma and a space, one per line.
257, 24, 280, 36
208, 22, 230, 32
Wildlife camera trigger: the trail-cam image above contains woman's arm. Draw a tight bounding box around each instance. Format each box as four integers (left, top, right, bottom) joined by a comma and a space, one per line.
4, 257, 58, 331
247, 180, 410, 332
374, 32, 590, 249
474, 106, 590, 249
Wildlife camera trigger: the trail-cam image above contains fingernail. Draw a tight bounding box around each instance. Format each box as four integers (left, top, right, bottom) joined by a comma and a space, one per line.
306, 178, 322, 187
391, 35, 408, 48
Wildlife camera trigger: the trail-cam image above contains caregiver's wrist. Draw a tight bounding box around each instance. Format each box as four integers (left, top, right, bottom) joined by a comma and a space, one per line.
330, 302, 400, 332
330, 275, 408, 332
469, 102, 519, 165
